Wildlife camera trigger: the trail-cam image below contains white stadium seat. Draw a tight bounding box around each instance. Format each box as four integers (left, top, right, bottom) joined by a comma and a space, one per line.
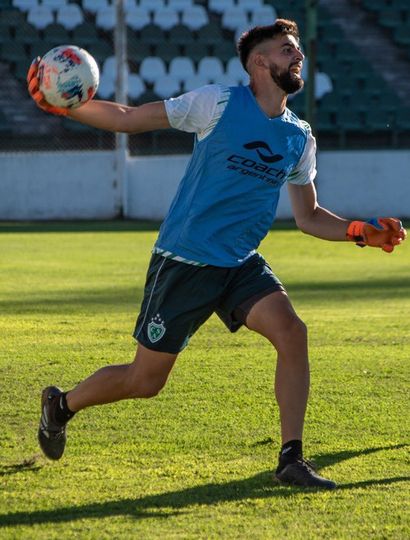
198, 57, 224, 82
13, 0, 39, 11
169, 56, 195, 84
102, 56, 130, 82
237, 0, 263, 11
184, 74, 209, 92
181, 5, 209, 30
97, 75, 115, 99
168, 0, 193, 10
128, 74, 146, 100
153, 7, 179, 30
221, 7, 249, 32
42, 0, 67, 9
154, 75, 181, 99
27, 6, 54, 29
83, 0, 109, 13
250, 5, 278, 26
96, 6, 115, 30
139, 0, 165, 10
139, 56, 167, 84
226, 56, 249, 85
57, 4, 84, 30
126, 8, 151, 31
208, 0, 235, 14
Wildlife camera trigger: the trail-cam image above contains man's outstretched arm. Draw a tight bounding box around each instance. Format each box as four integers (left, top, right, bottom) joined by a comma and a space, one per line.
288, 182, 406, 252
27, 58, 170, 134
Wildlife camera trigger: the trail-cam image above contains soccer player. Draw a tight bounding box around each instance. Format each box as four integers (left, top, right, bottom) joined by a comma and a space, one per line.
28, 20, 406, 489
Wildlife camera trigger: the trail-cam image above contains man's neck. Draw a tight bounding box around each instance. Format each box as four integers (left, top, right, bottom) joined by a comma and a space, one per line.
249, 80, 287, 118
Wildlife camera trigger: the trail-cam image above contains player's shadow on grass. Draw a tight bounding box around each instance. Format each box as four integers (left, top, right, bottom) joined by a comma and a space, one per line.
0, 444, 408, 527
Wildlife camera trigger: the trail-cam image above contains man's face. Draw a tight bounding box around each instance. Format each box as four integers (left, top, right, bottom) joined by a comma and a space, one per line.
264, 35, 305, 94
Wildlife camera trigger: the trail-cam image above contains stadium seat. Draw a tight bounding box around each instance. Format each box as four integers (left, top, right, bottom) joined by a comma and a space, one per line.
0, 41, 26, 63
140, 24, 167, 46
215, 41, 237, 63
221, 7, 249, 32
196, 22, 224, 46
128, 73, 145, 100
125, 7, 150, 31
394, 25, 410, 45
168, 24, 195, 46
187, 41, 210, 61
183, 74, 209, 92
169, 56, 195, 83
42, 0, 66, 9
83, 0, 109, 13
14, 22, 40, 45
169, 0, 193, 9
102, 55, 130, 82
88, 40, 113, 63
96, 6, 115, 30
27, 6, 54, 29
226, 56, 249, 85
0, 8, 26, 31
56, 4, 84, 30
72, 22, 99, 46
153, 75, 181, 98
153, 6, 179, 30
198, 57, 224, 82
30, 40, 58, 58
139, 56, 167, 84
250, 5, 278, 26
13, 0, 38, 11
238, 0, 264, 11
181, 6, 209, 30
96, 75, 115, 99
154, 42, 181, 64
208, 0, 235, 14
128, 36, 152, 62
43, 23, 70, 44
139, 0, 165, 10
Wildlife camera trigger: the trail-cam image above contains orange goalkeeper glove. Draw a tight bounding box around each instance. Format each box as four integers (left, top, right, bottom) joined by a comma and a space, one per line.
346, 218, 407, 253
27, 57, 68, 116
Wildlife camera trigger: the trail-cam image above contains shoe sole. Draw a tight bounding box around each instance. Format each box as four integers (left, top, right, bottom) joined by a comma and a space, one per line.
38, 386, 65, 460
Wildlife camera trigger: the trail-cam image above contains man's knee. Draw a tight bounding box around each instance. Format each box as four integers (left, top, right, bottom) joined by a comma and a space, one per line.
125, 376, 167, 399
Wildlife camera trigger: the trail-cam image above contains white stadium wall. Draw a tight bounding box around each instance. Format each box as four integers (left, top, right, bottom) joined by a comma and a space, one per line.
0, 150, 409, 220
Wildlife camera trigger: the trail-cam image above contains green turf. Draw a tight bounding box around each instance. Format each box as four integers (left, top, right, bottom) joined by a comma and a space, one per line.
0, 222, 409, 539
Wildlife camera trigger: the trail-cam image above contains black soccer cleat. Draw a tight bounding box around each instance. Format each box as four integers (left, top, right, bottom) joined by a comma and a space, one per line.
275, 458, 336, 489
38, 386, 67, 460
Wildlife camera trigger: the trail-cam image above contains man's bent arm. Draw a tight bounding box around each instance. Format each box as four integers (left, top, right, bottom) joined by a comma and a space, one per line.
67, 100, 170, 134
288, 182, 349, 240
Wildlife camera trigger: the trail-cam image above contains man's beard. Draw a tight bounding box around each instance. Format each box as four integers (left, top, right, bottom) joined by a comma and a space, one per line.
269, 62, 304, 94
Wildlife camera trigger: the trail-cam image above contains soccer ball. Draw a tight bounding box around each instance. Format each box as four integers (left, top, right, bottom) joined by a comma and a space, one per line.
38, 45, 99, 109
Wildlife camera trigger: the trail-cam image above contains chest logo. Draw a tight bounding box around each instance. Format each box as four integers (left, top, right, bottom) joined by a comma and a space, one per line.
243, 141, 284, 164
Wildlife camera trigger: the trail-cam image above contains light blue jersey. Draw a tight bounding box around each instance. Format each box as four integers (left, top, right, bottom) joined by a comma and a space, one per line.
156, 85, 312, 267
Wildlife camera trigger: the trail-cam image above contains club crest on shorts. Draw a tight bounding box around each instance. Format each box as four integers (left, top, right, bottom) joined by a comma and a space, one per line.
147, 313, 166, 343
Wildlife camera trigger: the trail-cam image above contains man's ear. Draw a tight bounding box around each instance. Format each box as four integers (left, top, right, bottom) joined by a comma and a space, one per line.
254, 53, 267, 68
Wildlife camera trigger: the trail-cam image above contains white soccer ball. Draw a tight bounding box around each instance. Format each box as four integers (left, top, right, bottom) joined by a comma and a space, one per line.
38, 45, 99, 109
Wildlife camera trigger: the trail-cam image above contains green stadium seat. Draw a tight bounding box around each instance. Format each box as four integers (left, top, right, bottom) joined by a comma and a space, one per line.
378, 8, 405, 29
43, 23, 70, 44
0, 42, 27, 63
0, 110, 11, 134
30, 41, 59, 58
394, 25, 410, 45
128, 39, 152, 64
14, 23, 41, 45
168, 24, 195, 46
87, 40, 113, 63
72, 22, 99, 47
154, 42, 181, 64
184, 41, 209, 62
195, 23, 223, 46
140, 24, 167, 46
338, 110, 364, 131
395, 108, 410, 130
0, 9, 26, 31
366, 110, 393, 131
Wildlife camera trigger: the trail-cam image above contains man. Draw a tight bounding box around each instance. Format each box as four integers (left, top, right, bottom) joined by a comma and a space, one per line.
28, 20, 406, 489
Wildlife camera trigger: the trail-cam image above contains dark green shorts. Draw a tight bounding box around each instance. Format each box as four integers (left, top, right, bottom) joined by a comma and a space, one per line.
133, 253, 284, 354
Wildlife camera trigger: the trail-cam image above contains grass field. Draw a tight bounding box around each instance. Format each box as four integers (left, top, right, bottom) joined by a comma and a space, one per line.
0, 221, 409, 539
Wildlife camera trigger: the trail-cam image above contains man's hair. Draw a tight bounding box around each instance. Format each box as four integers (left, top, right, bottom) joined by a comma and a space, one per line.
237, 19, 300, 72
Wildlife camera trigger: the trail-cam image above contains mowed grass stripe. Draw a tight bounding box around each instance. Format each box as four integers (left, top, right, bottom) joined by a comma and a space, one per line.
0, 223, 409, 540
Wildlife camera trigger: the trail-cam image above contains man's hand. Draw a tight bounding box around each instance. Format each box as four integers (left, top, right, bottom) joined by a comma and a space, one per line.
27, 57, 68, 116
347, 218, 407, 253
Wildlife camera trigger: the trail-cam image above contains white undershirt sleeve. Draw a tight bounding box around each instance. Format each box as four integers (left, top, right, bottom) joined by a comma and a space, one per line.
164, 84, 230, 140
287, 130, 317, 185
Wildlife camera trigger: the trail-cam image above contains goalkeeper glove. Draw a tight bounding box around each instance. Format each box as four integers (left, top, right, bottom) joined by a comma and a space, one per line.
26, 57, 68, 116
346, 217, 407, 253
